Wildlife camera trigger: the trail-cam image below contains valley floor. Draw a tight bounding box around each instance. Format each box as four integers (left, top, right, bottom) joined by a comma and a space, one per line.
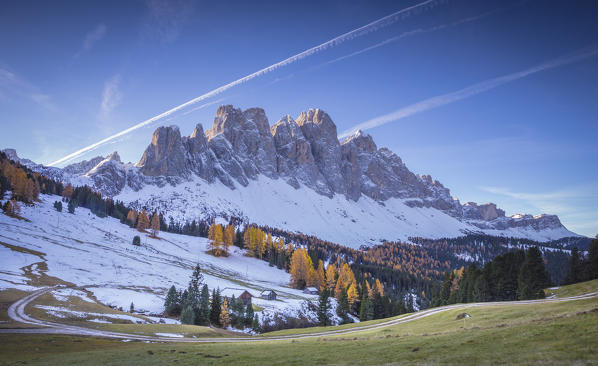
1, 280, 598, 365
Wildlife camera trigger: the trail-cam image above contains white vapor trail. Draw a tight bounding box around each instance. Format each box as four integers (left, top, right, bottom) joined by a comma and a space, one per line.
339, 46, 598, 139
49, 0, 443, 167
322, 6, 505, 68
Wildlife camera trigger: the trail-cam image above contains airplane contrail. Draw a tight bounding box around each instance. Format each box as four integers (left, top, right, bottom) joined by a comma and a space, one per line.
338, 46, 598, 139
322, 5, 507, 68
49, 0, 444, 167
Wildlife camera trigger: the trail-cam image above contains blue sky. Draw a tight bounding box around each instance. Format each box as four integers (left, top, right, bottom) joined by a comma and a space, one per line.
1, 0, 597, 236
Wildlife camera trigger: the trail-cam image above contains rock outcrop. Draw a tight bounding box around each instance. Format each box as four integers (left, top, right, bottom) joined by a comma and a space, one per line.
2, 104, 574, 240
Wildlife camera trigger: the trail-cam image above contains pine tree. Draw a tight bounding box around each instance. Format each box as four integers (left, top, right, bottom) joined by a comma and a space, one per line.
244, 298, 255, 327
252, 314, 260, 332
53, 201, 62, 212
187, 264, 203, 323
150, 212, 160, 238
67, 199, 77, 214
564, 247, 583, 284
198, 284, 210, 325
336, 288, 349, 322
210, 289, 222, 326
359, 292, 369, 321
317, 290, 331, 326
219, 299, 231, 328
407, 295, 414, 313
137, 210, 149, 231
130, 302, 135, 313
587, 238, 598, 280
164, 285, 180, 316
180, 305, 195, 325
518, 247, 551, 300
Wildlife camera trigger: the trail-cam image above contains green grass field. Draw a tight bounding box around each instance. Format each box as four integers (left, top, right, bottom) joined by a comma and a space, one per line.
546, 278, 598, 298
1, 279, 598, 365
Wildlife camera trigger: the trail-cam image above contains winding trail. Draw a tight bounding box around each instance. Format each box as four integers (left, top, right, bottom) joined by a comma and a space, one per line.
2, 286, 598, 343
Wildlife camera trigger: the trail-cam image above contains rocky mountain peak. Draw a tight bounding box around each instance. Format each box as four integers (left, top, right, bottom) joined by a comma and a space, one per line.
15, 104, 575, 243
105, 151, 121, 163
341, 129, 377, 153
137, 125, 188, 177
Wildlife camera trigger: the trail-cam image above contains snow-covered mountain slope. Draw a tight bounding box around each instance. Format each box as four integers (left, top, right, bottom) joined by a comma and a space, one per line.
0, 195, 318, 318
2, 105, 580, 246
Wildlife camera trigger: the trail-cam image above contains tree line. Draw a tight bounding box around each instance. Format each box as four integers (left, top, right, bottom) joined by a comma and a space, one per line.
163, 264, 258, 330
564, 237, 598, 285
431, 247, 552, 306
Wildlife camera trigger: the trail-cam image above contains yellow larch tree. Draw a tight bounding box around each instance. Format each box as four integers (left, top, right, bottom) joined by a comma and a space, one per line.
289, 248, 314, 289
347, 282, 359, 309
126, 209, 138, 227
219, 299, 230, 328
136, 210, 149, 232
150, 212, 160, 238
223, 225, 235, 255
62, 183, 74, 200
374, 278, 384, 297
314, 260, 326, 291
325, 264, 337, 291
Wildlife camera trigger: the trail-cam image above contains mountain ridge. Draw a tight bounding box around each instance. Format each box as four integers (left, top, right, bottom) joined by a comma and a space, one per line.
2, 105, 580, 246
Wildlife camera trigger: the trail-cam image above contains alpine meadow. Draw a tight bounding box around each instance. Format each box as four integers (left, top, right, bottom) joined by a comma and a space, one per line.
1, 0, 598, 365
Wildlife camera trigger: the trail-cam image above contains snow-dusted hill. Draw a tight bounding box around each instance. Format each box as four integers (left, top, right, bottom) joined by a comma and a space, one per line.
0, 195, 318, 319
2, 105, 580, 247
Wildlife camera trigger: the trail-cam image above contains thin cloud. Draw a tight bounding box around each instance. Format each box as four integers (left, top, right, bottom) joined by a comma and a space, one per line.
0, 66, 56, 111
143, 0, 195, 43
480, 185, 598, 236
101, 75, 123, 116
74, 24, 107, 58
339, 46, 598, 139
479, 186, 587, 203
49, 0, 443, 166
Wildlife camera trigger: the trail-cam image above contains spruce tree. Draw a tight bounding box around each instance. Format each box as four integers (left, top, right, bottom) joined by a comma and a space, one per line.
564, 247, 583, 284
180, 305, 195, 324
317, 290, 331, 326
336, 288, 349, 322
252, 314, 260, 332
67, 199, 77, 214
231, 296, 244, 328
359, 292, 368, 321
518, 247, 551, 300
588, 238, 598, 280
198, 284, 210, 325
210, 289, 222, 326
244, 298, 254, 327
164, 285, 180, 316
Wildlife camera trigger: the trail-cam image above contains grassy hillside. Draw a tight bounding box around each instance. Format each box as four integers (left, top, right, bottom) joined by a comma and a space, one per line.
1, 280, 598, 365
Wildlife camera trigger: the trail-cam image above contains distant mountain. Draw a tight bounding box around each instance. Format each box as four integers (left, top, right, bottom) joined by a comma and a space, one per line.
3, 105, 580, 247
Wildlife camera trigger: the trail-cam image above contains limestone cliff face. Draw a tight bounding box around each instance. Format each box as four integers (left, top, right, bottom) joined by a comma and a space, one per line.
4, 104, 572, 237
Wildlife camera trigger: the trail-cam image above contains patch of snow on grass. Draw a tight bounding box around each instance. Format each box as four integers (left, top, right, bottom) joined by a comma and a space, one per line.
155, 332, 184, 338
